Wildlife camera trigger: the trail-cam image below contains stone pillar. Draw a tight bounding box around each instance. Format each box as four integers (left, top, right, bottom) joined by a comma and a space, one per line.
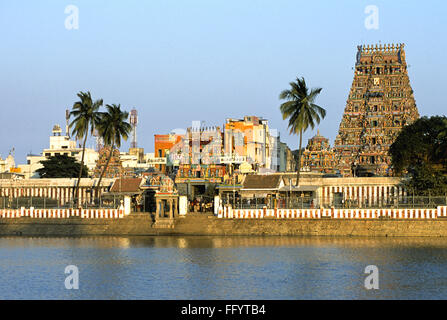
214, 195, 220, 215
315, 188, 322, 208
124, 196, 131, 215
155, 199, 160, 218
179, 196, 188, 215
169, 199, 173, 219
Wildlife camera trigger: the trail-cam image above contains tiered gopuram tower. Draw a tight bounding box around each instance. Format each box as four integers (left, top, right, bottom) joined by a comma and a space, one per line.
334, 43, 419, 177
301, 130, 336, 174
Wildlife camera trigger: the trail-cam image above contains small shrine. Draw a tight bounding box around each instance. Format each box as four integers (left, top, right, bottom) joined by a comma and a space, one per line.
301, 131, 336, 173
152, 175, 179, 227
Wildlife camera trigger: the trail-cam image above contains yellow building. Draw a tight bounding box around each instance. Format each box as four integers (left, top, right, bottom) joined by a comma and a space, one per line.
224, 116, 272, 171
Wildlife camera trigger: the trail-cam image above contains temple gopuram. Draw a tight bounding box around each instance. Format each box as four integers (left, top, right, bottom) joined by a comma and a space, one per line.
334, 43, 420, 177
94, 146, 125, 178
301, 131, 336, 173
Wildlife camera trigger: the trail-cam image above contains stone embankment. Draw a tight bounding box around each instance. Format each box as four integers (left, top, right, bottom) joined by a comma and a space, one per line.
2, 212, 447, 237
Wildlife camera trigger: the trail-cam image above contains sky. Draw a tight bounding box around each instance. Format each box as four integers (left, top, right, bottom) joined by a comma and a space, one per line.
0, 0, 446, 164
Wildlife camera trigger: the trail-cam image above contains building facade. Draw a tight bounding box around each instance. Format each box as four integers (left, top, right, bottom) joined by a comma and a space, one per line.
173, 126, 226, 199
238, 172, 406, 209
19, 124, 98, 178
224, 116, 273, 171
154, 133, 183, 173
0, 154, 15, 173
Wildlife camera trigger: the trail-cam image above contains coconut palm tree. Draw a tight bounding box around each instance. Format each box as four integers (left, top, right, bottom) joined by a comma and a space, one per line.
69, 91, 103, 206
279, 77, 326, 186
95, 104, 132, 196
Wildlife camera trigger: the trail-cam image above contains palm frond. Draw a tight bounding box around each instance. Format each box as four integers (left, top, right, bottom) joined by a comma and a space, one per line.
279, 77, 326, 137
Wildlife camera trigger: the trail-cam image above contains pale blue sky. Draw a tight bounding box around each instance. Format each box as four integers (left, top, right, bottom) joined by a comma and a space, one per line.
1, 0, 446, 163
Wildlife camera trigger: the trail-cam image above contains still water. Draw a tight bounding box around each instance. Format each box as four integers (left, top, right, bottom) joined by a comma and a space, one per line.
1, 236, 447, 299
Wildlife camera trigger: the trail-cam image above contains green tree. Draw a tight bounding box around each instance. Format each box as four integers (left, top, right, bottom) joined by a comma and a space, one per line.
69, 91, 103, 205
36, 155, 89, 178
279, 77, 326, 186
95, 104, 132, 196
434, 117, 447, 166
389, 116, 447, 196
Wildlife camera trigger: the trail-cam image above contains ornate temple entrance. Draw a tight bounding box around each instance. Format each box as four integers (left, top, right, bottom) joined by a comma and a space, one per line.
152, 175, 178, 228
155, 194, 178, 220
334, 43, 420, 176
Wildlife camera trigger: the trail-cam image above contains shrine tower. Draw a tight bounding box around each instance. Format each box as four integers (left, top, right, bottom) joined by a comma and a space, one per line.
334, 43, 419, 177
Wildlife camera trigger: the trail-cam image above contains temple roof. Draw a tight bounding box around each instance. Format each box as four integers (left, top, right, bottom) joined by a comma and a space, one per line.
109, 177, 144, 193
243, 175, 282, 190
310, 130, 327, 140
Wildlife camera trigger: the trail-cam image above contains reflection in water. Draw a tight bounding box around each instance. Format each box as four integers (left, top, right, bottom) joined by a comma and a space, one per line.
127, 235, 447, 249
1, 236, 447, 299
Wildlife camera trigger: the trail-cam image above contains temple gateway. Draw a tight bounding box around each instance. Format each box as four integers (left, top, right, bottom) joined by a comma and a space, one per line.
301, 43, 420, 177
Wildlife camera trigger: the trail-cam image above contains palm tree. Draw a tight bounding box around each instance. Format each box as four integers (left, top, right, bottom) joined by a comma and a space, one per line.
69, 91, 103, 206
95, 104, 132, 197
279, 77, 326, 186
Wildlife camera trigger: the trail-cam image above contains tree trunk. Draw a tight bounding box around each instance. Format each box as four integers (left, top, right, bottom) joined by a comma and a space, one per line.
296, 129, 303, 187
74, 133, 88, 207
95, 144, 114, 201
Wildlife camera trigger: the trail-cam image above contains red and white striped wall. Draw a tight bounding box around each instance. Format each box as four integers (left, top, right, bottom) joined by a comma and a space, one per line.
0, 208, 124, 219
217, 206, 447, 220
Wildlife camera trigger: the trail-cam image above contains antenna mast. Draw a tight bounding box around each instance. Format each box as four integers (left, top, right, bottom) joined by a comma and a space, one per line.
130, 109, 138, 148
65, 109, 70, 138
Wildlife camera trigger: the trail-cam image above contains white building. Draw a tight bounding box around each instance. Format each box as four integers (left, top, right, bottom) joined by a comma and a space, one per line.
18, 124, 98, 178
120, 151, 160, 170
0, 154, 15, 173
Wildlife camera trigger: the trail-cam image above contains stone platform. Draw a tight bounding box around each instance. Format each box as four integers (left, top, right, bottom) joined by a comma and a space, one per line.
2, 212, 447, 237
